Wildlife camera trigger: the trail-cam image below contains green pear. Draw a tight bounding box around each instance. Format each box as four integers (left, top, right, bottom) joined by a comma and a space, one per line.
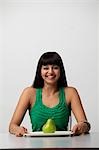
42, 119, 56, 133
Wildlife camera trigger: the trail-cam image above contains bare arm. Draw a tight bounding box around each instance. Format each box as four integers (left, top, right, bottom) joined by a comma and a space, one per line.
9, 87, 32, 136
65, 87, 91, 135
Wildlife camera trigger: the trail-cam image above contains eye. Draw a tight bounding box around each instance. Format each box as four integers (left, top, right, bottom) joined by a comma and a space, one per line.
42, 66, 49, 70
53, 65, 59, 69
44, 67, 48, 70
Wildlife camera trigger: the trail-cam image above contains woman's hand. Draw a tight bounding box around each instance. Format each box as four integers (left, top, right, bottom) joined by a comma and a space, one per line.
71, 122, 90, 135
15, 126, 28, 137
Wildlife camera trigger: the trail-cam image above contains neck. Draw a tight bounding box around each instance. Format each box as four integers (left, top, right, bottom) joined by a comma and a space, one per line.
42, 85, 59, 95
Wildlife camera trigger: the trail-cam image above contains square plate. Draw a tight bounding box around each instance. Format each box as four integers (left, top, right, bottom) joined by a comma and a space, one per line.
23, 131, 73, 137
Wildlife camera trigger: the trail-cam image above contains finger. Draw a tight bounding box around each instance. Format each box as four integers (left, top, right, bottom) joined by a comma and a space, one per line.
71, 125, 81, 135
21, 126, 28, 132
71, 125, 78, 133
16, 130, 25, 137
16, 133, 23, 137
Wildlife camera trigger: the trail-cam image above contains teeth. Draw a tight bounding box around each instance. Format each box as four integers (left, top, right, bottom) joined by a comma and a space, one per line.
48, 77, 54, 79
46, 75, 55, 79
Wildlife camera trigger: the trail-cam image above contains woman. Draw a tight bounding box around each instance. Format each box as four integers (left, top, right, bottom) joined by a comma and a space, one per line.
9, 52, 91, 136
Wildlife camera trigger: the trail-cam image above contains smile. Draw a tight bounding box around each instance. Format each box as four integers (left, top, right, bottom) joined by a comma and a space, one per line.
45, 75, 56, 79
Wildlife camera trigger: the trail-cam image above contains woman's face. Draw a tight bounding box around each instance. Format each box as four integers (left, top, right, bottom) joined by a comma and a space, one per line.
41, 64, 60, 85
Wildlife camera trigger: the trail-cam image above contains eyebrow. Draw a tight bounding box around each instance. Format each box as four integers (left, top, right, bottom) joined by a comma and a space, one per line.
42, 64, 59, 66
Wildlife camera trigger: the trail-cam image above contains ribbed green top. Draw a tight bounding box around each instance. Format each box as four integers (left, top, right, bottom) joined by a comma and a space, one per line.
29, 88, 70, 131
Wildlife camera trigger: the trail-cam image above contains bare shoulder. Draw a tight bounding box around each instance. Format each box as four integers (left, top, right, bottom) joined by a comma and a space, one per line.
23, 86, 36, 94
18, 86, 36, 108
22, 86, 37, 108
64, 86, 79, 104
21, 86, 36, 99
64, 86, 78, 94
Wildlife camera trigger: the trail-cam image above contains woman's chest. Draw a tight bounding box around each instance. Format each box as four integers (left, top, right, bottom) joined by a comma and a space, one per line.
42, 95, 59, 108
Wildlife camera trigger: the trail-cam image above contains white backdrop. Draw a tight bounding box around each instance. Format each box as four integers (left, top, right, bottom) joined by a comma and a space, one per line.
0, 0, 98, 133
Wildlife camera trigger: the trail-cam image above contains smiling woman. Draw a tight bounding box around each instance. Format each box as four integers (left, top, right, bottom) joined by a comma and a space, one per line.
41, 64, 60, 85
9, 52, 91, 136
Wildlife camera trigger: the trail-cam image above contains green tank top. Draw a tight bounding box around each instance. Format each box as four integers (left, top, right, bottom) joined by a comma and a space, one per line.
29, 88, 70, 131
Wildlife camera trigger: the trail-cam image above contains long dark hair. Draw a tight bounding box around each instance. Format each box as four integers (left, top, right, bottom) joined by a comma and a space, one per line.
32, 52, 68, 88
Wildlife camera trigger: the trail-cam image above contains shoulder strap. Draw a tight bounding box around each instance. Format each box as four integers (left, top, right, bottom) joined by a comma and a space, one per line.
59, 87, 71, 114
36, 88, 42, 104
59, 87, 65, 103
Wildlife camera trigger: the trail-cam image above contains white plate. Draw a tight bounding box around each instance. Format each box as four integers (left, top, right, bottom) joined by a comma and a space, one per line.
23, 131, 73, 137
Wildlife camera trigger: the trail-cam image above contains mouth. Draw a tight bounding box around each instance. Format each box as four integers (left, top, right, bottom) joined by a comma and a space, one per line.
45, 75, 56, 80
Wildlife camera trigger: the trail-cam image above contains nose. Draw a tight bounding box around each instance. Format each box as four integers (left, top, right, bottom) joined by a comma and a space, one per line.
48, 67, 53, 73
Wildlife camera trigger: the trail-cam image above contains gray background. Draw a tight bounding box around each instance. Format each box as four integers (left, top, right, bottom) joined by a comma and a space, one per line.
0, 0, 98, 133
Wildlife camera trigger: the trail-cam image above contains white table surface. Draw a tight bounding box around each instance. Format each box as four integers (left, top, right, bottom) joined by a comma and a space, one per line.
0, 132, 99, 149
